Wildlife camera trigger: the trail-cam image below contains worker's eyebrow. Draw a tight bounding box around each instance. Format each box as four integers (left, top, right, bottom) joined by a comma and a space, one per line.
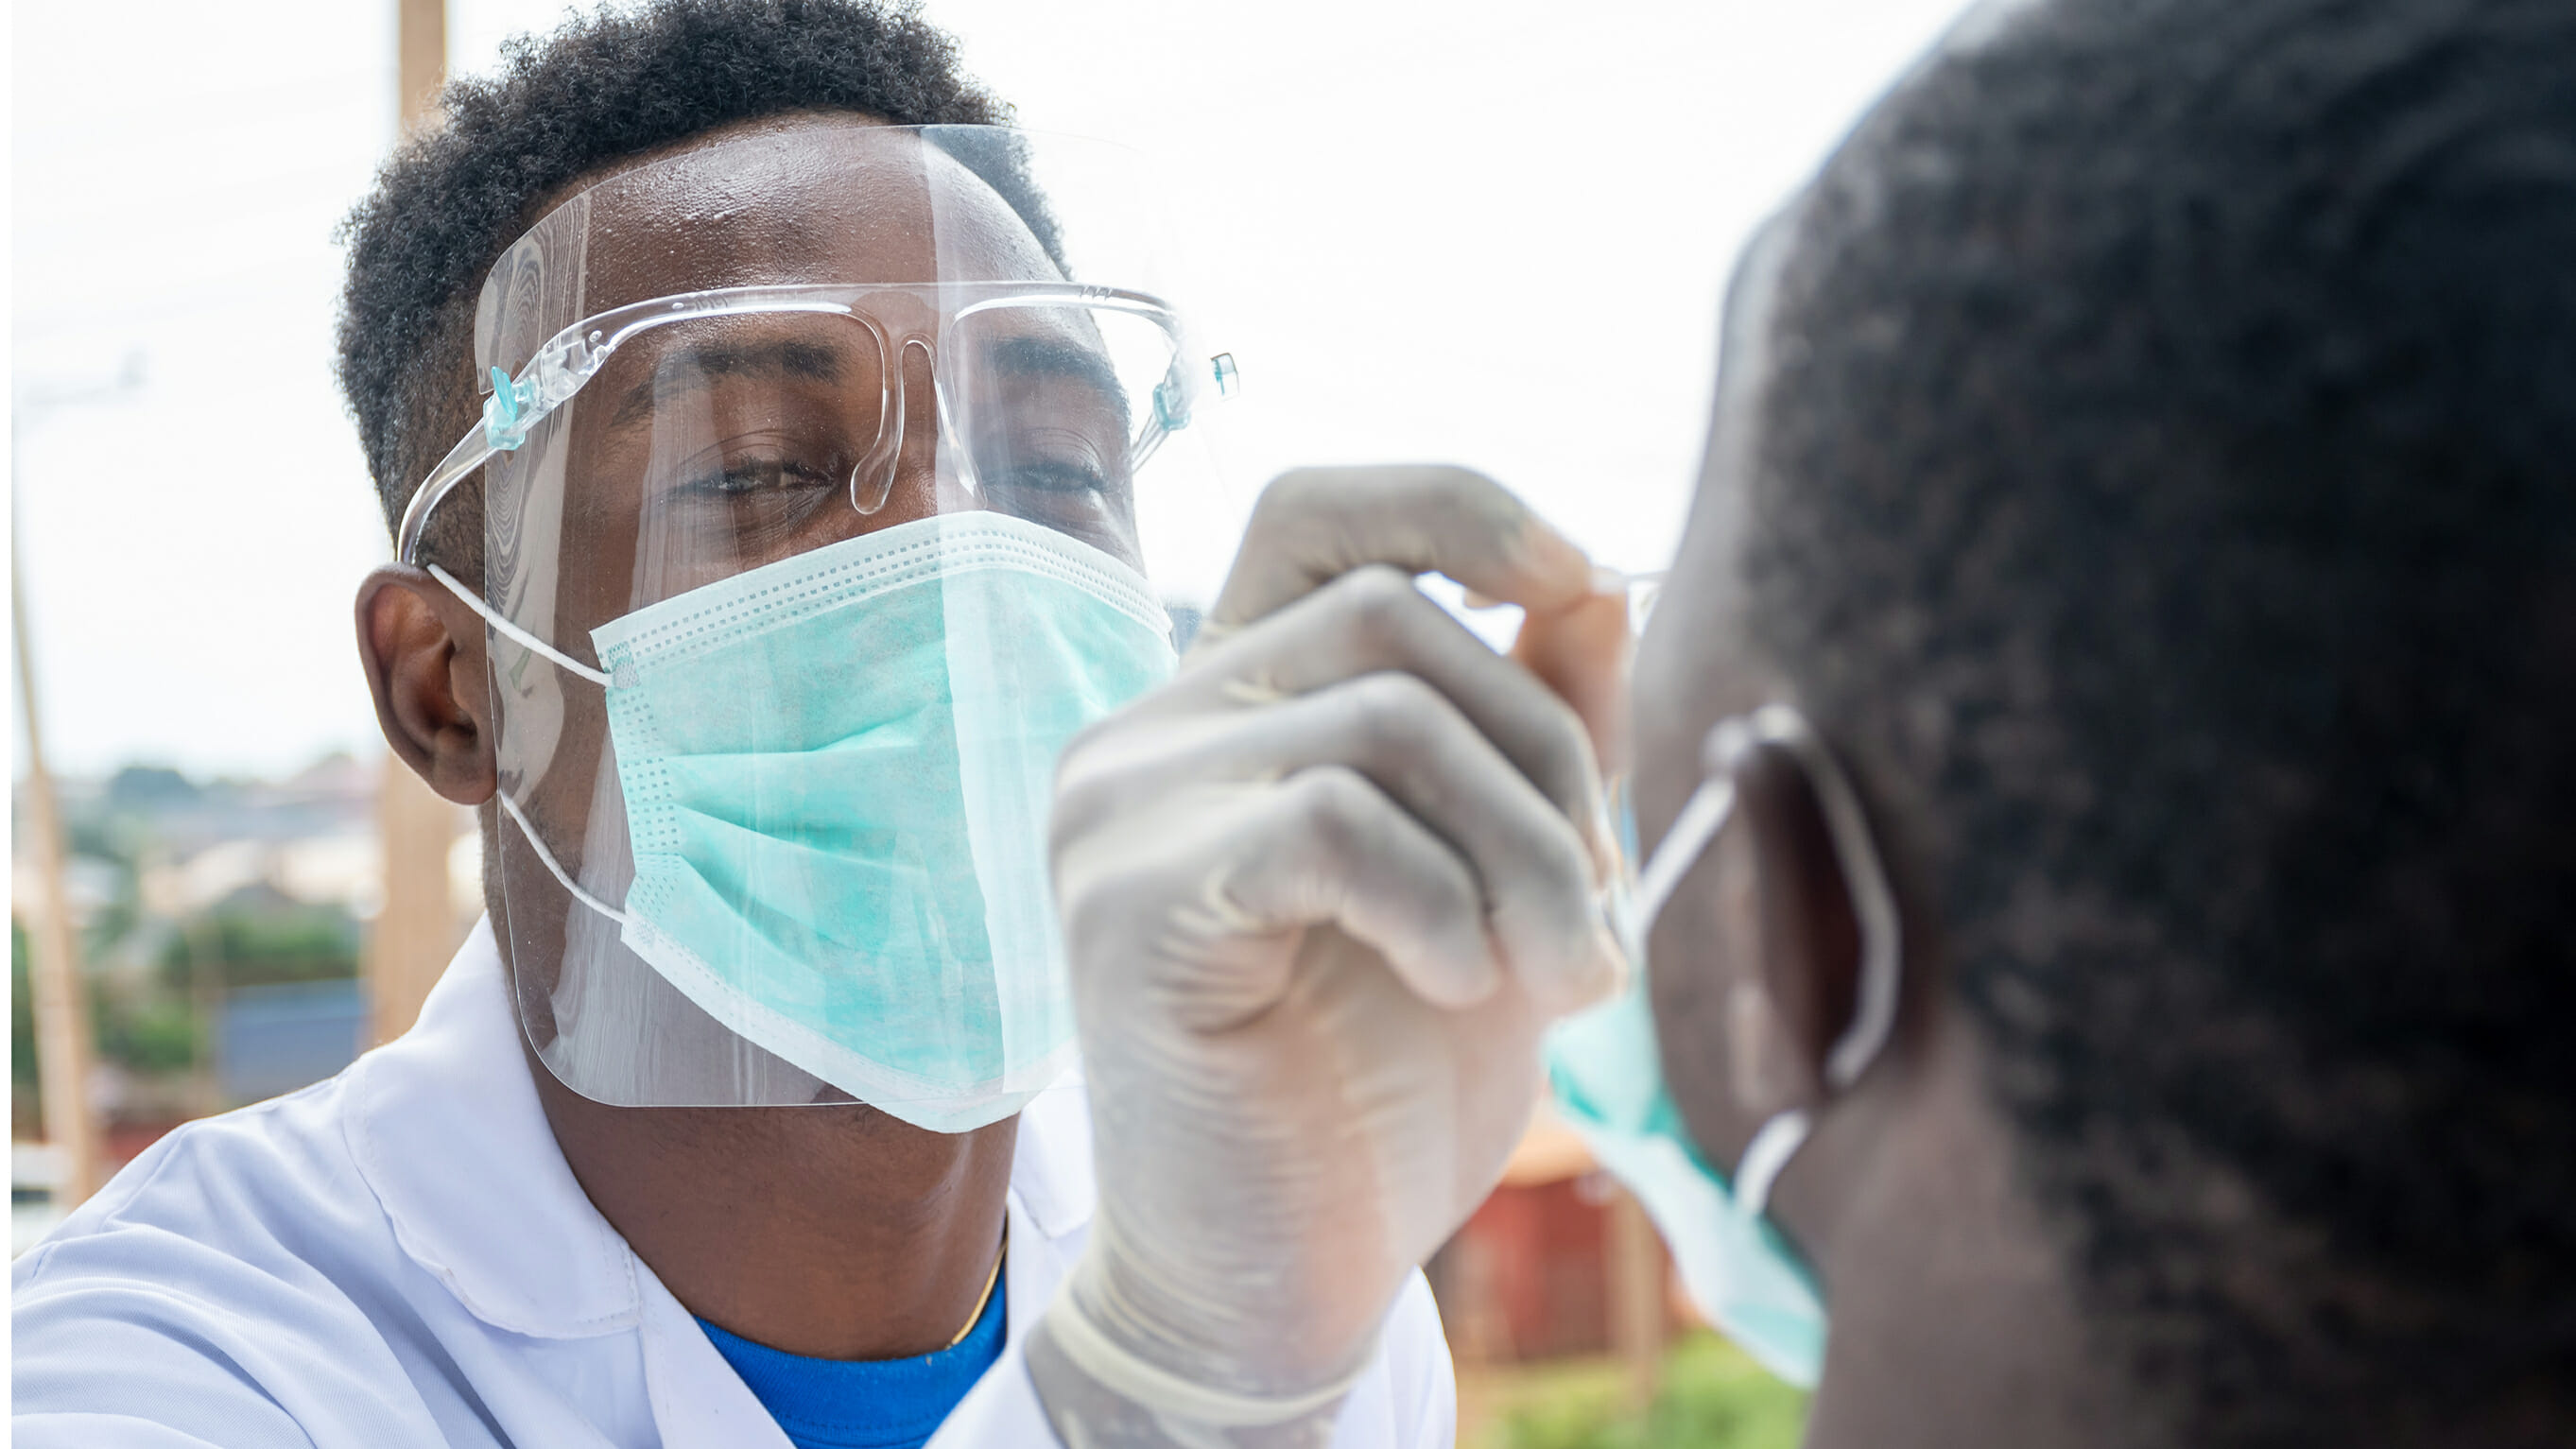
596, 329, 1135, 437
608, 338, 852, 428
977, 333, 1132, 437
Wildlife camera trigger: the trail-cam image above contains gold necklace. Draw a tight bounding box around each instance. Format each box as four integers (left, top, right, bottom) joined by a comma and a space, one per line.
945, 1236, 1006, 1351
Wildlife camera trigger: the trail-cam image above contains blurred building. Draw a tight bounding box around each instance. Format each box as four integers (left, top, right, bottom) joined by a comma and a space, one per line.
13, 1142, 67, 1256
1430, 1101, 1684, 1369
217, 979, 370, 1105
10, 755, 479, 1191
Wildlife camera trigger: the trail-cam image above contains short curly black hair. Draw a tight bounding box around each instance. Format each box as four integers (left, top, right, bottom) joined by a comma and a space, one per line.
1739, 0, 2576, 1440
336, 0, 1013, 564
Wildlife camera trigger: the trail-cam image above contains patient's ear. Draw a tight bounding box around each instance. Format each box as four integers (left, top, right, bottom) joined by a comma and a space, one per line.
1733, 742, 1867, 1108
355, 564, 497, 806
1649, 740, 1866, 1164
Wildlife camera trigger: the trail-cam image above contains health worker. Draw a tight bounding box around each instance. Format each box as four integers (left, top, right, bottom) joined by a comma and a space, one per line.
1038, 0, 2576, 1445
9, 3, 1621, 1447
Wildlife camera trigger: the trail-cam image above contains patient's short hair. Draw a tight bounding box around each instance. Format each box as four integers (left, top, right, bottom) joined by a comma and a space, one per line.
1741, 0, 2576, 1439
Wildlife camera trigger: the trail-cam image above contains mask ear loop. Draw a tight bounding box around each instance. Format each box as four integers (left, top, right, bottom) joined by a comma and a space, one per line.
1746, 705, 1902, 1090
426, 564, 614, 688
492, 789, 636, 928
1707, 705, 1906, 1222
1621, 769, 1739, 964
419, 564, 634, 928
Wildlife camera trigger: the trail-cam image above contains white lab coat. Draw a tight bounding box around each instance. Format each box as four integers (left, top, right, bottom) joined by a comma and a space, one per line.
11, 919, 1457, 1448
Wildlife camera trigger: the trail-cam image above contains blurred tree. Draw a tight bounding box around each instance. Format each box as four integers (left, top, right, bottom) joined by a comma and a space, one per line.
158, 903, 360, 989
105, 766, 199, 813
93, 981, 199, 1076
1484, 1333, 1807, 1449
13, 922, 42, 1137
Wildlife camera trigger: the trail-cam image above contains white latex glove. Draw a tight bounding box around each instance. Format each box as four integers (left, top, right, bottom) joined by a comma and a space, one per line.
1029, 467, 1631, 1447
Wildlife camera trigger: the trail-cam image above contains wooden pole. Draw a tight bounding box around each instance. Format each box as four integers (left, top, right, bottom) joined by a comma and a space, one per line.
183, 908, 222, 1117
396, 0, 447, 136
13, 539, 105, 1204
368, 764, 465, 1045
1605, 1185, 1668, 1412
366, 0, 465, 1045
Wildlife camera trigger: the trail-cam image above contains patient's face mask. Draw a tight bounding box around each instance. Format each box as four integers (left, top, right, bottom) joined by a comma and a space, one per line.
401, 125, 1231, 1125
1546, 704, 1903, 1387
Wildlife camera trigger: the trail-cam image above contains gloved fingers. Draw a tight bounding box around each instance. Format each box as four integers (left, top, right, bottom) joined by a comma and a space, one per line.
1065, 671, 1616, 1014
1144, 563, 1610, 872
1202, 466, 1598, 640
1219, 765, 1506, 1012
1052, 769, 1496, 1025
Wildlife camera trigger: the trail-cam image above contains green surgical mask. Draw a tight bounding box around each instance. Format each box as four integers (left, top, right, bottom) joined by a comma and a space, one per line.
450, 511, 1179, 1131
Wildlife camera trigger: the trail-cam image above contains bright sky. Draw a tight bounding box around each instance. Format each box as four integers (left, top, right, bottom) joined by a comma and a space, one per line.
11, 0, 1971, 779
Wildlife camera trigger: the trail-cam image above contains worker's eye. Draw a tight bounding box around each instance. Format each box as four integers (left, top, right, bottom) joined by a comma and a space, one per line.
680, 449, 843, 499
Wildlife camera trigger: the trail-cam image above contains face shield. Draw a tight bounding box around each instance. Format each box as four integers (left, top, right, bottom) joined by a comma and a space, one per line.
398, 125, 1233, 1127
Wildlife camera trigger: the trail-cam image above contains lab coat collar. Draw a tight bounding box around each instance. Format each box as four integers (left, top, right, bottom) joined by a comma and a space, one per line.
344, 918, 1098, 1343
344, 918, 638, 1337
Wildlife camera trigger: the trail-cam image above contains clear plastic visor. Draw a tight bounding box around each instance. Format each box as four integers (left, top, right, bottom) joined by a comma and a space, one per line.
408, 125, 1219, 1116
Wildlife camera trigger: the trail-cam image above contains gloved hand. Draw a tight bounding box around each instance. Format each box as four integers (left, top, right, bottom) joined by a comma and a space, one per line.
1029, 466, 1630, 1447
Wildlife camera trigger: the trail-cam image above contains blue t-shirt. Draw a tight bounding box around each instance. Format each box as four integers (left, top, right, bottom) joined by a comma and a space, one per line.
698, 1277, 1005, 1449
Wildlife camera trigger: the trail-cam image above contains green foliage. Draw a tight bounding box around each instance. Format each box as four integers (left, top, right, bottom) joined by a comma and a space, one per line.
158, 906, 359, 989
13, 902, 361, 1087
18, 920, 207, 1079
61, 812, 127, 865
104, 766, 199, 813
13, 923, 40, 1135
21, 765, 368, 1103
81, 896, 141, 961
94, 989, 199, 1075
1484, 1333, 1808, 1449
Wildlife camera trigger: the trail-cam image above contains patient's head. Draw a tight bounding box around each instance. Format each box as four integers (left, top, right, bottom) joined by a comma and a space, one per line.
1633, 0, 2576, 1441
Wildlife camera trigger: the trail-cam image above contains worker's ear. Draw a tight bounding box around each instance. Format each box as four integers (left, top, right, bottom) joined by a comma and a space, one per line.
1650, 739, 1867, 1160
355, 565, 496, 806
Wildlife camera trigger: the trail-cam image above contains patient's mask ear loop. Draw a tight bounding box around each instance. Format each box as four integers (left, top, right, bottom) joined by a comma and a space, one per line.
425, 562, 636, 931
1624, 703, 1904, 1224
